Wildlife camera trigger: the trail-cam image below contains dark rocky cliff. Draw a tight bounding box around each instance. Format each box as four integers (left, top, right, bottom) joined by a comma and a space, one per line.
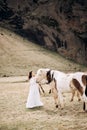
0, 0, 87, 65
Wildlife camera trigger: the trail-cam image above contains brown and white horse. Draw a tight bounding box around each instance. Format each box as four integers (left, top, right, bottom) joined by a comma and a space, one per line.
70, 73, 87, 111
36, 68, 86, 110
47, 70, 87, 111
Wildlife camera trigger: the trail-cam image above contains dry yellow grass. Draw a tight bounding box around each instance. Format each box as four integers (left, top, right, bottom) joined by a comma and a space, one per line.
0, 79, 87, 130
0, 27, 87, 130
0, 27, 86, 77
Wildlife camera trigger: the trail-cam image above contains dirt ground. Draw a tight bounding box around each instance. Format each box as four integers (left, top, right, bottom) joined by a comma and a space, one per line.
0, 27, 87, 130
0, 77, 87, 130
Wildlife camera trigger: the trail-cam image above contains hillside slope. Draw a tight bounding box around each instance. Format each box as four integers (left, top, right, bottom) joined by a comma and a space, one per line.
0, 27, 86, 77
0, 0, 87, 65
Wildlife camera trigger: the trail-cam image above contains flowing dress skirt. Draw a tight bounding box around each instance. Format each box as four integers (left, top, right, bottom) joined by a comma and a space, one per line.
26, 77, 43, 108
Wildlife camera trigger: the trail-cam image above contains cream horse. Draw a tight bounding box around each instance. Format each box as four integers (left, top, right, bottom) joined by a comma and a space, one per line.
36, 68, 81, 109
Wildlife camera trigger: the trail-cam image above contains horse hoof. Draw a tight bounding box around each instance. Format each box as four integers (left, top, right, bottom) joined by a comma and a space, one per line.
70, 99, 73, 102
49, 89, 51, 94
78, 99, 81, 102
56, 105, 58, 108
83, 102, 86, 111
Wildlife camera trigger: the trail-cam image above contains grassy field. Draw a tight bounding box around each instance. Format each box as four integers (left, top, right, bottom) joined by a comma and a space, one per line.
0, 27, 87, 130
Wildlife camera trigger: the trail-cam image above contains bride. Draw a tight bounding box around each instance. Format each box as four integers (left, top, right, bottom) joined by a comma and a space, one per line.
26, 71, 43, 108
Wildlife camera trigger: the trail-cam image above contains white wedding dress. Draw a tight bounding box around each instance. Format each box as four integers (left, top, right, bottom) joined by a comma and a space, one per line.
26, 77, 43, 108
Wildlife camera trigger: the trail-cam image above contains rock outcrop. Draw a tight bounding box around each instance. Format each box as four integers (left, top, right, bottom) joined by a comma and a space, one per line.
0, 0, 87, 65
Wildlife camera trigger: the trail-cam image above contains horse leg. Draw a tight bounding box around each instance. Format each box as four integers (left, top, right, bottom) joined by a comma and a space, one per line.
58, 91, 64, 109
70, 81, 76, 101
70, 89, 75, 102
77, 91, 81, 101
50, 80, 59, 108
52, 88, 58, 108
38, 84, 45, 94
49, 89, 51, 94
40, 86, 45, 93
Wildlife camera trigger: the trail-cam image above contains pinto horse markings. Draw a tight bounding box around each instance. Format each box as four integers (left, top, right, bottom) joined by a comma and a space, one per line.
36, 68, 87, 111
